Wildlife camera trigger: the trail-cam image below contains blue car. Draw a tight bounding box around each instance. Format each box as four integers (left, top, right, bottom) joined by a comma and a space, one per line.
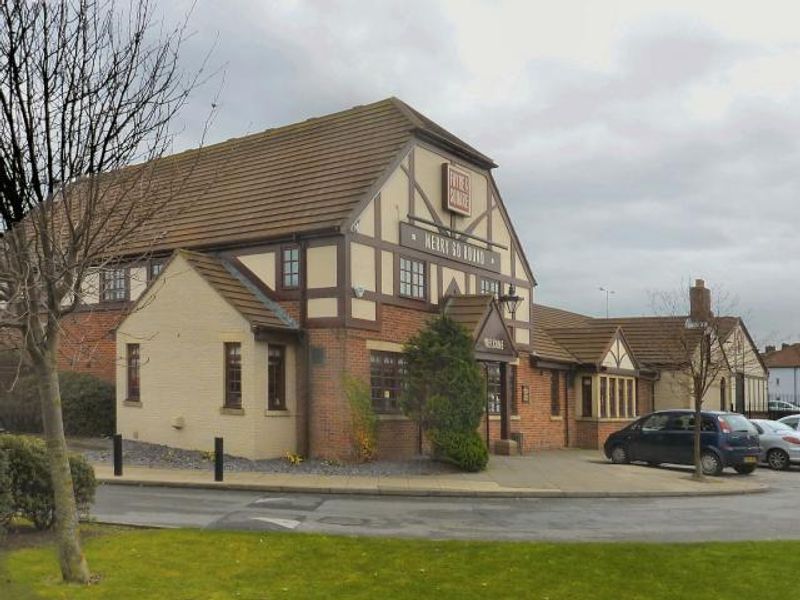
603, 410, 761, 476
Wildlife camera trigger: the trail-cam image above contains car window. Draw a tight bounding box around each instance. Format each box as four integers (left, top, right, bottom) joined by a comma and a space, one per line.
766, 422, 795, 434
781, 417, 800, 428
667, 414, 717, 432
641, 414, 670, 432
719, 414, 758, 434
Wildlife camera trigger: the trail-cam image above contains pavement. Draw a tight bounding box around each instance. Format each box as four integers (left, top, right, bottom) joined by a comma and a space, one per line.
92, 449, 768, 498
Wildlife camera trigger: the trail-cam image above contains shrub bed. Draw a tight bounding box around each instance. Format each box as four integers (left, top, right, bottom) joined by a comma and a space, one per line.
0, 434, 97, 531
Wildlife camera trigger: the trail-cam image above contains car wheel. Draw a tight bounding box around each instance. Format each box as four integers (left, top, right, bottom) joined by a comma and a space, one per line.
734, 464, 756, 475
767, 449, 790, 471
610, 445, 629, 464
700, 451, 723, 476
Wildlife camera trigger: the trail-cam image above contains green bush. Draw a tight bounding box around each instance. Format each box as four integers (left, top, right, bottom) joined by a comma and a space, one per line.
0, 371, 115, 436
60, 371, 116, 436
0, 449, 13, 534
403, 316, 489, 472
344, 375, 377, 462
0, 434, 97, 530
430, 430, 488, 473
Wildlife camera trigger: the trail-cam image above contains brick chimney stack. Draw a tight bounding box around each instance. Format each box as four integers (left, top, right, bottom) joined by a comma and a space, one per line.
689, 279, 712, 323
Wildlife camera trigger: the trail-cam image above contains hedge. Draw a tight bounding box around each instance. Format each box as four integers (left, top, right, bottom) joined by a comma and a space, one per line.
0, 371, 115, 436
0, 434, 97, 531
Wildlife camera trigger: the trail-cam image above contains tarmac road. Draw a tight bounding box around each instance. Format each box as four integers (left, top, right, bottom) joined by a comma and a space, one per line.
92, 467, 799, 542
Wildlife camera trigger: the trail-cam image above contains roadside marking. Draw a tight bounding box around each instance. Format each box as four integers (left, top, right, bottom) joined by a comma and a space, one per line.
250, 517, 301, 530
252, 497, 289, 505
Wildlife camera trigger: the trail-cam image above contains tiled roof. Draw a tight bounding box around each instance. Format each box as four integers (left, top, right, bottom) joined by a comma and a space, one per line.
531, 303, 748, 370
546, 323, 621, 364
179, 250, 298, 332
764, 344, 800, 368
97, 97, 493, 256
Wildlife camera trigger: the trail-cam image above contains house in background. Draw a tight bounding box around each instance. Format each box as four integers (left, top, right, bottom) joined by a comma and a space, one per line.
763, 343, 800, 407
532, 279, 768, 447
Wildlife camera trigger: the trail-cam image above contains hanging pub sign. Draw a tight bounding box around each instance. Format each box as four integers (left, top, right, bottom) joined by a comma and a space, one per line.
400, 222, 501, 273
442, 163, 472, 217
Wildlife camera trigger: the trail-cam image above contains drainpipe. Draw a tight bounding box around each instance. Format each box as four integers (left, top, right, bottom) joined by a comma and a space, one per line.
300, 237, 312, 458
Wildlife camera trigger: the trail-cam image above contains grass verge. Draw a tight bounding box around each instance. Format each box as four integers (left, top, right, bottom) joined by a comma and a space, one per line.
0, 527, 793, 599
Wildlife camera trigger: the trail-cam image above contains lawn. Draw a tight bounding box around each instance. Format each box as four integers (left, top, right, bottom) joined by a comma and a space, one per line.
0, 526, 793, 599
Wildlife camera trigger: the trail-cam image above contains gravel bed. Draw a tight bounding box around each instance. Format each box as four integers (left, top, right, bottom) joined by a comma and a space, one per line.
81, 438, 456, 477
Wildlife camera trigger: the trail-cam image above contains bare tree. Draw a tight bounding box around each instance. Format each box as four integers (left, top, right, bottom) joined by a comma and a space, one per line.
651, 281, 765, 479
0, 0, 206, 582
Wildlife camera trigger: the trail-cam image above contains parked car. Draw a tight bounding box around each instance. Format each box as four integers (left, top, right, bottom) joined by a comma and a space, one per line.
603, 410, 761, 476
749, 419, 800, 470
779, 414, 800, 431
768, 400, 800, 412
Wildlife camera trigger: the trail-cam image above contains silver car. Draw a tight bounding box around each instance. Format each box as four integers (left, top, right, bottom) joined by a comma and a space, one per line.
778, 414, 800, 430
751, 419, 800, 470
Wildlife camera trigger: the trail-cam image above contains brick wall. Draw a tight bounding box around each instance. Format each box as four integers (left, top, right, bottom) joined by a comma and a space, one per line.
306, 304, 435, 460
57, 308, 126, 382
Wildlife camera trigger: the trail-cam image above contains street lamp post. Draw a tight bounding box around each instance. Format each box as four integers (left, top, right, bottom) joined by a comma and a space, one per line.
599, 286, 615, 318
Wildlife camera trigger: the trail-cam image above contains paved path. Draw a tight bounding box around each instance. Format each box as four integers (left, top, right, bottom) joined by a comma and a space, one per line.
91, 468, 798, 542
92, 449, 766, 498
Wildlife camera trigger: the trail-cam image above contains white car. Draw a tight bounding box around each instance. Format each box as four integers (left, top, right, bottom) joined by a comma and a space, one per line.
778, 414, 800, 431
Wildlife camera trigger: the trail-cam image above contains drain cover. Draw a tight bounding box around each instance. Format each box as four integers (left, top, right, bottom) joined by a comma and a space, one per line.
318, 516, 368, 527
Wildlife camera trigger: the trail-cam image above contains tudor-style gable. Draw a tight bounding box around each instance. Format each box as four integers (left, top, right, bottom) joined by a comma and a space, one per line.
344, 134, 536, 348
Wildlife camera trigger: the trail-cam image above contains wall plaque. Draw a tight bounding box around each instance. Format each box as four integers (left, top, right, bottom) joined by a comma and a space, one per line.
442, 163, 472, 217
400, 222, 501, 273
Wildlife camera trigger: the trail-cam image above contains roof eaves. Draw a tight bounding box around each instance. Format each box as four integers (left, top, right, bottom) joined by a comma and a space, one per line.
221, 259, 299, 330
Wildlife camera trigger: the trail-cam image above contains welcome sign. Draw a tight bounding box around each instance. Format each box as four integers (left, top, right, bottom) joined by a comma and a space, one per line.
442, 163, 472, 216
400, 222, 501, 273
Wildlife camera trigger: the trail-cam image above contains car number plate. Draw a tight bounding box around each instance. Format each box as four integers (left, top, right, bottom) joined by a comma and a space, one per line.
744, 456, 757, 464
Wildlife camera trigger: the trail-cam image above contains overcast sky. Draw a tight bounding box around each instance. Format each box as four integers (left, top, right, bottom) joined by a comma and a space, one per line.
158, 0, 800, 346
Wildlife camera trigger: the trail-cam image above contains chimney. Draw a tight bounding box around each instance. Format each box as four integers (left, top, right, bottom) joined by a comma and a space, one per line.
765, 345, 776, 353
783, 343, 791, 350
689, 279, 712, 323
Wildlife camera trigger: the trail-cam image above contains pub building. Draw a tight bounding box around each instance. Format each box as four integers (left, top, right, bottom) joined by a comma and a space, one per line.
56, 97, 764, 460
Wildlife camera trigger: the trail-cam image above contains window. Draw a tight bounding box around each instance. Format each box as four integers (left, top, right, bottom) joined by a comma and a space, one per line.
370, 351, 406, 413
550, 371, 561, 416
281, 247, 300, 288
480, 278, 500, 297
627, 379, 635, 417
582, 377, 593, 417
609, 377, 617, 417
127, 344, 140, 401
600, 377, 608, 418
149, 261, 164, 281
101, 268, 127, 302
224, 343, 242, 408
486, 362, 502, 414
399, 256, 425, 300
267, 346, 286, 411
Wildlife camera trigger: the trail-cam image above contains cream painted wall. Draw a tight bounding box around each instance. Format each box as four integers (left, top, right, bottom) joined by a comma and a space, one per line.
515, 328, 530, 345
82, 271, 100, 304
491, 207, 512, 277
602, 336, 634, 370
441, 267, 465, 296
307, 297, 338, 318
355, 200, 375, 238
350, 242, 376, 292
381, 250, 393, 295
116, 253, 296, 459
307, 245, 338, 289
379, 167, 409, 244
351, 298, 376, 321
430, 264, 438, 305
129, 266, 148, 301
236, 252, 276, 290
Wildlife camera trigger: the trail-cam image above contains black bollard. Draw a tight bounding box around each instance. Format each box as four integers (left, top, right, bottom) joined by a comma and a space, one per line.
214, 437, 224, 482
113, 433, 123, 477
